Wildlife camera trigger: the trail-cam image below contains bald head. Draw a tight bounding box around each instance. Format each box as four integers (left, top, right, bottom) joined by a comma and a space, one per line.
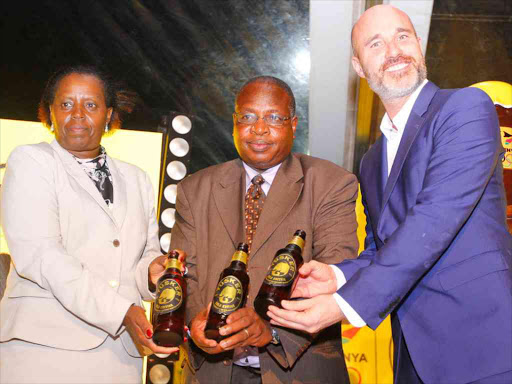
351, 5, 417, 58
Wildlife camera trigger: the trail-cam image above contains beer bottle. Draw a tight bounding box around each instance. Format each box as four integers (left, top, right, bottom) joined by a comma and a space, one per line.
205, 243, 250, 342
152, 250, 187, 347
254, 230, 306, 321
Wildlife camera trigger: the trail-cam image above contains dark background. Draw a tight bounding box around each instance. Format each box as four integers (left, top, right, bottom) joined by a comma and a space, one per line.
1, 0, 309, 173
1, 0, 511, 173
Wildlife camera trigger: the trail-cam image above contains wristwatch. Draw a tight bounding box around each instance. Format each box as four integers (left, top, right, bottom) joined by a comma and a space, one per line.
270, 328, 280, 345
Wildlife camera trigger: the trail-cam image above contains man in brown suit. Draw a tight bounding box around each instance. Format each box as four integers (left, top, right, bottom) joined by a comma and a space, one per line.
171, 76, 358, 383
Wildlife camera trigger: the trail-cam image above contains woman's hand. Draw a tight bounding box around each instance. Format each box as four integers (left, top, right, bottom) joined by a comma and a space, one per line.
149, 249, 187, 288
122, 305, 178, 355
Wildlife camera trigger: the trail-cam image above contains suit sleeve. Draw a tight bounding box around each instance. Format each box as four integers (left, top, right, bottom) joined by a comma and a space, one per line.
269, 170, 359, 369
338, 88, 502, 329
0, 146, 134, 336
135, 172, 163, 301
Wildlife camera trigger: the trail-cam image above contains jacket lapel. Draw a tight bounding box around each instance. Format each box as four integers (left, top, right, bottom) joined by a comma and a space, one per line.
379, 82, 439, 217
106, 157, 127, 229
212, 160, 245, 248
250, 155, 304, 259
361, 136, 386, 221
50, 140, 118, 226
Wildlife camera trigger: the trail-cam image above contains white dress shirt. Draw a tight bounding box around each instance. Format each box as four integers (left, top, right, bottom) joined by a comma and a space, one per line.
333, 79, 429, 327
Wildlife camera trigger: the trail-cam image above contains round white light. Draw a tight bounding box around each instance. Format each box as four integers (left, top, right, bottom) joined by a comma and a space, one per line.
167, 161, 187, 180
160, 233, 171, 253
154, 353, 171, 358
169, 138, 189, 157
172, 115, 192, 134
161, 208, 176, 228
149, 364, 171, 384
164, 184, 178, 204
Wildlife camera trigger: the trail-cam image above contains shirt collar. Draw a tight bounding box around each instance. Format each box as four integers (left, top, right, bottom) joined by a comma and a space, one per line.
380, 79, 429, 140
242, 161, 282, 191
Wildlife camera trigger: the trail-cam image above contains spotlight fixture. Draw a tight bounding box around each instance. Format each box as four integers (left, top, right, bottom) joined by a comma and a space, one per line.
156, 113, 194, 253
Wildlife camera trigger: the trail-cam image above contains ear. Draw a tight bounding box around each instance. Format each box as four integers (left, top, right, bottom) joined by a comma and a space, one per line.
291, 116, 298, 138
232, 113, 236, 136
106, 107, 113, 123
351, 56, 366, 79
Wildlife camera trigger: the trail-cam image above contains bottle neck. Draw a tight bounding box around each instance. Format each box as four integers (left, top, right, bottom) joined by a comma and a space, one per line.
166, 258, 182, 274
229, 260, 247, 271
287, 235, 304, 252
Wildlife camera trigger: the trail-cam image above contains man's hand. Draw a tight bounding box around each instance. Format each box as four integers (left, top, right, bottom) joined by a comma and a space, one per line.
291, 260, 338, 298
189, 305, 225, 355
217, 307, 272, 351
149, 249, 187, 287
267, 294, 346, 334
123, 305, 178, 355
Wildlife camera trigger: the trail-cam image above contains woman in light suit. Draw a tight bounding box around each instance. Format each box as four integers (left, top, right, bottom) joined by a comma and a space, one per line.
0, 65, 179, 383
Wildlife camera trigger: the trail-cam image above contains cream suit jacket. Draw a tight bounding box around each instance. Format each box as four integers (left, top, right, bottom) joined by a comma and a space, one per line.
172, 153, 359, 384
0, 140, 161, 356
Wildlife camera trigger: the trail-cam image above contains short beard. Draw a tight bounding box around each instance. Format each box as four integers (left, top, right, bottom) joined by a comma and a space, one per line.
365, 56, 427, 101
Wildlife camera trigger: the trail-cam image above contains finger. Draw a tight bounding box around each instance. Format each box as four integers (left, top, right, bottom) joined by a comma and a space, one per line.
298, 261, 314, 277
280, 299, 314, 311
219, 328, 250, 350
174, 249, 187, 263
269, 317, 309, 332
145, 338, 180, 355
290, 285, 307, 298
267, 304, 311, 323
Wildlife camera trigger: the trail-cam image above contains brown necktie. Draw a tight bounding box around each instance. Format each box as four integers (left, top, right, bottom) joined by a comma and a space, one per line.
245, 174, 265, 254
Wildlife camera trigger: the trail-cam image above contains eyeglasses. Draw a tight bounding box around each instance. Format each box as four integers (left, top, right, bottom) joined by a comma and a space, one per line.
234, 113, 292, 127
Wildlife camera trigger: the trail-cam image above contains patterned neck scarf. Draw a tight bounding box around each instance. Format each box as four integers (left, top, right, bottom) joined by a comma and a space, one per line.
73, 146, 114, 207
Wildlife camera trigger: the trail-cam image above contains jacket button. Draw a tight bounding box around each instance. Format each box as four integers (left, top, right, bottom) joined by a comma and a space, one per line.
222, 359, 231, 366
113, 239, 120, 247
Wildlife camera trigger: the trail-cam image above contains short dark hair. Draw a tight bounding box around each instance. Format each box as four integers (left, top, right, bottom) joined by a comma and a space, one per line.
237, 76, 296, 116
38, 65, 135, 133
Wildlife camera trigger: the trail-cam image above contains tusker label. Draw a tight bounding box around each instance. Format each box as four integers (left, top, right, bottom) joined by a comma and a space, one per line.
265, 253, 297, 286
155, 279, 183, 314
212, 276, 243, 315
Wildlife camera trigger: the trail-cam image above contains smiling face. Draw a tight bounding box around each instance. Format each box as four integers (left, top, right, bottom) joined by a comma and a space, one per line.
51, 73, 113, 159
233, 81, 298, 171
351, 5, 427, 102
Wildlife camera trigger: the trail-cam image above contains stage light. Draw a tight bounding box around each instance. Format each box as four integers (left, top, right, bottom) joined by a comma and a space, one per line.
149, 364, 171, 384
172, 115, 192, 134
164, 184, 177, 204
161, 208, 176, 229
166, 161, 187, 180
169, 138, 190, 157
159, 233, 172, 253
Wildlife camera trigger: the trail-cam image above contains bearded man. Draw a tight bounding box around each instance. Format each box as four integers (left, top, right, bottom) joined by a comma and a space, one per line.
268, 5, 512, 384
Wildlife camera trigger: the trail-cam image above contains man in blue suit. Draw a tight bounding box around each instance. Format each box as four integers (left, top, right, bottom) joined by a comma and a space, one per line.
268, 5, 512, 384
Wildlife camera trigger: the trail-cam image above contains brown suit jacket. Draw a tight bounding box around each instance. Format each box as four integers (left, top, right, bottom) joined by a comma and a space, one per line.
171, 153, 358, 384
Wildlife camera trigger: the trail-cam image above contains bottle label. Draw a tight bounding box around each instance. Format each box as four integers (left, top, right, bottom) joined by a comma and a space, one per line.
289, 236, 305, 250
212, 276, 244, 315
155, 279, 183, 314
265, 253, 297, 286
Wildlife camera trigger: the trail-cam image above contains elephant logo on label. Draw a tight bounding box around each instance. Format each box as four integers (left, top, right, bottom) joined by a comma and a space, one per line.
158, 288, 176, 305
271, 262, 290, 277
219, 286, 236, 304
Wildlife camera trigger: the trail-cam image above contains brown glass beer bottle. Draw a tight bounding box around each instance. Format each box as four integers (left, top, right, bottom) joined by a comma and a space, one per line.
152, 250, 187, 347
205, 243, 250, 342
254, 230, 306, 321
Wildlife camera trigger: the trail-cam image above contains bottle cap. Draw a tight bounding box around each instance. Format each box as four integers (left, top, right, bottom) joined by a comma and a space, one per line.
166, 251, 182, 271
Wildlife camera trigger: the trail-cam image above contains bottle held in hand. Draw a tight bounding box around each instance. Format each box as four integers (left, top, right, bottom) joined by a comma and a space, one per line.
152, 250, 187, 347
205, 243, 250, 342
254, 230, 306, 321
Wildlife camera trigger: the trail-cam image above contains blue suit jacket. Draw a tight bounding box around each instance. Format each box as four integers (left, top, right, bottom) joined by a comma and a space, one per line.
337, 82, 512, 384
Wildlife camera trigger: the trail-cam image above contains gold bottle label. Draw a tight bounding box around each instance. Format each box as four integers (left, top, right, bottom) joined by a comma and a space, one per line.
231, 250, 248, 264
289, 236, 305, 250
212, 276, 244, 315
166, 258, 182, 271
155, 279, 183, 314
264, 253, 297, 287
